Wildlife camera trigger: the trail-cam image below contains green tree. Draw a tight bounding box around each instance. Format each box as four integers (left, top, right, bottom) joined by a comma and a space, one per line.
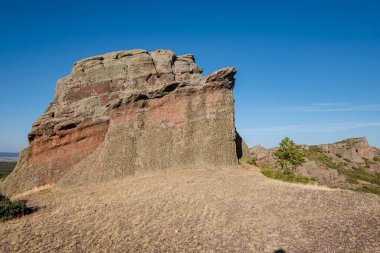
274, 137, 305, 171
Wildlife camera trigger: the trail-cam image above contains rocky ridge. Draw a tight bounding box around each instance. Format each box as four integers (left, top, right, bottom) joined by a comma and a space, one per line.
1, 49, 249, 196
250, 137, 380, 193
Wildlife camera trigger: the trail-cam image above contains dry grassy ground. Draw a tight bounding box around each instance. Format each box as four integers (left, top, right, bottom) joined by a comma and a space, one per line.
1, 166, 379, 252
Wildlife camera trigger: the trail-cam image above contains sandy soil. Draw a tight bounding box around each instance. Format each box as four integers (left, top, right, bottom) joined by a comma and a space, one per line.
1, 166, 379, 252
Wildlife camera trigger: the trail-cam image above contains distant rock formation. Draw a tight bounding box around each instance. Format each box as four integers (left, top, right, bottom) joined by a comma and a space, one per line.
1, 49, 249, 196
250, 137, 380, 191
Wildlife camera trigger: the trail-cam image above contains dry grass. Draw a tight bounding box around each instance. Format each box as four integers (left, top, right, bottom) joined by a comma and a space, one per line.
1, 167, 379, 252
10, 184, 54, 201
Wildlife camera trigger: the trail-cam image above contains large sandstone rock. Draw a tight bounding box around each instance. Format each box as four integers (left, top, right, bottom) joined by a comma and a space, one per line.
1, 49, 249, 195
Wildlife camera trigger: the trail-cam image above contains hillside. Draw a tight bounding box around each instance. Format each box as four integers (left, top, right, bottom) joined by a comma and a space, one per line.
0, 162, 17, 179
0, 153, 18, 179
250, 138, 380, 194
1, 167, 379, 252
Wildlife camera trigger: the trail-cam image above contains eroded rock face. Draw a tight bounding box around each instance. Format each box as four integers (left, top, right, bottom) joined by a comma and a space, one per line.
318, 138, 378, 164
1, 49, 248, 195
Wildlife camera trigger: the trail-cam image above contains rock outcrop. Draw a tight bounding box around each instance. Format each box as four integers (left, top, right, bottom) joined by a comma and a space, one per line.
1, 49, 249, 196
250, 138, 380, 192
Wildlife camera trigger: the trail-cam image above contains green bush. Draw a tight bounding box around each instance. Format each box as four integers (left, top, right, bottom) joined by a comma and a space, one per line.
247, 157, 258, 166
356, 185, 380, 195
363, 157, 375, 165
373, 156, 380, 162
260, 166, 319, 185
308, 146, 324, 153
275, 146, 380, 195
274, 137, 305, 171
305, 148, 342, 171
347, 167, 380, 186
0, 194, 35, 221
343, 158, 352, 163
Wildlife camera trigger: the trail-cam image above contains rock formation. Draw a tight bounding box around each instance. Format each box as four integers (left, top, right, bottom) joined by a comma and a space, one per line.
1, 49, 249, 196
250, 137, 380, 192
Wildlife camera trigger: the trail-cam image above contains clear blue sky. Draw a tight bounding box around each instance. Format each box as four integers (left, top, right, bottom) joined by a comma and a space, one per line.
0, 0, 379, 152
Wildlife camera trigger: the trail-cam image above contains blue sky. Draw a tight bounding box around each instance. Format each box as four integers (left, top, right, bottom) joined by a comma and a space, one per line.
0, 0, 379, 152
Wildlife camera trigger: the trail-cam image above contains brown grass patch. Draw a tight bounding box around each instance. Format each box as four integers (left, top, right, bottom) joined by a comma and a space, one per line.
1, 168, 379, 252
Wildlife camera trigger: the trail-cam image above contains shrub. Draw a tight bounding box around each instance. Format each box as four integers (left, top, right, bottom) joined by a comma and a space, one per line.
343, 158, 352, 163
0, 194, 35, 221
274, 137, 305, 171
336, 154, 342, 158
339, 162, 348, 167
247, 157, 257, 166
356, 185, 380, 195
260, 166, 319, 185
306, 150, 380, 186
374, 156, 380, 162
309, 146, 323, 153
363, 158, 375, 168
348, 167, 380, 186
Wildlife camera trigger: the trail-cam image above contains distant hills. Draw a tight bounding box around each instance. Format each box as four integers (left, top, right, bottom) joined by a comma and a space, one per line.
0, 153, 18, 179
0, 152, 18, 162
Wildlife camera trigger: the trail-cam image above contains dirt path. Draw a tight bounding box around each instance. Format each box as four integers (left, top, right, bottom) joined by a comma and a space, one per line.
1, 167, 379, 252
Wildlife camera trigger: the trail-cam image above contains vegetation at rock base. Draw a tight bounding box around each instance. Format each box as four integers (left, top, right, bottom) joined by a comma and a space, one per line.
355, 185, 380, 195
247, 156, 257, 166
363, 157, 376, 168
260, 166, 319, 185
344, 158, 352, 163
274, 137, 305, 171
305, 146, 380, 195
0, 194, 36, 221
249, 138, 316, 185
0, 161, 17, 180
